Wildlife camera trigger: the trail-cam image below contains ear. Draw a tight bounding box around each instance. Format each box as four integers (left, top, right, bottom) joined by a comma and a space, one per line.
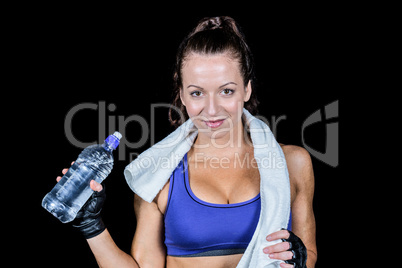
244, 80, 252, 102
179, 88, 186, 106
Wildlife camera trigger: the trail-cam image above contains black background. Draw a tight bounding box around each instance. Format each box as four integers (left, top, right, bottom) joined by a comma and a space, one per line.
15, 5, 348, 267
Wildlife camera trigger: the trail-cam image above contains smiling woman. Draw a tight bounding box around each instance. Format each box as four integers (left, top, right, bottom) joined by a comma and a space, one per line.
51, 16, 316, 268
169, 16, 259, 127
179, 54, 252, 142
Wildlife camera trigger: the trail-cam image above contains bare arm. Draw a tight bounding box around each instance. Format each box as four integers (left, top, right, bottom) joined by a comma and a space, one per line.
131, 193, 166, 267
56, 168, 139, 268
57, 159, 167, 267
283, 145, 317, 268
288, 146, 317, 267
264, 145, 317, 268
87, 229, 139, 268
85, 192, 166, 268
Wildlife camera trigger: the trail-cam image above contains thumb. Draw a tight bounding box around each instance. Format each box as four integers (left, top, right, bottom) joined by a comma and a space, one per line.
90, 180, 103, 192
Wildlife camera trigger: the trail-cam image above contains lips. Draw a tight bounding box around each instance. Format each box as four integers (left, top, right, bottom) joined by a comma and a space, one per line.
204, 119, 225, 128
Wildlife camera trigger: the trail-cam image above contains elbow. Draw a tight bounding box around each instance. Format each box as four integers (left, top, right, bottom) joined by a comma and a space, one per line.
307, 249, 318, 267
131, 248, 165, 268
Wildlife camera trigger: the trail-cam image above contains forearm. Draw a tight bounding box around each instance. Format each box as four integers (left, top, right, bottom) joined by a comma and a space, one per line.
87, 229, 139, 268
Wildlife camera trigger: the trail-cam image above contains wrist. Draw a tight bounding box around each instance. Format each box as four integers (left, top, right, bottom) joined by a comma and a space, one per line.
73, 213, 106, 239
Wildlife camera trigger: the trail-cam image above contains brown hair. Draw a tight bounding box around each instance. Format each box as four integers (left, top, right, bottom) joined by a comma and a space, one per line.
168, 16, 259, 127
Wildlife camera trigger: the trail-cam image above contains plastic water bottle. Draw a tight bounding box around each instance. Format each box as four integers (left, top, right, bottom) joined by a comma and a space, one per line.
42, 132, 122, 223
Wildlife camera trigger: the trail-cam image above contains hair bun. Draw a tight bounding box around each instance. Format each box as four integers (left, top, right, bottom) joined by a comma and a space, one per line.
196, 17, 224, 31
193, 16, 241, 36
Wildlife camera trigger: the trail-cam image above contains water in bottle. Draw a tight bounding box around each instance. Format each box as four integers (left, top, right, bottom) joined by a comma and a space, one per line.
42, 132, 122, 223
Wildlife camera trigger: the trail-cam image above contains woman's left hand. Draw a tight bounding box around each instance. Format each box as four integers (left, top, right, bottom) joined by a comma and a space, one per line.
263, 229, 307, 268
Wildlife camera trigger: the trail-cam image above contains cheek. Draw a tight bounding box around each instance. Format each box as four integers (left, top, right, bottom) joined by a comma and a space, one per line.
224, 99, 244, 113
219, 96, 245, 121
184, 99, 204, 117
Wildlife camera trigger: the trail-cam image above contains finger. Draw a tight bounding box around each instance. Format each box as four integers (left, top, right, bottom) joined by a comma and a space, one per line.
71, 161, 75, 165
62, 168, 69, 175
267, 229, 290, 241
280, 263, 294, 268
56, 176, 62, 182
268, 250, 294, 261
90, 180, 103, 192
263, 242, 291, 254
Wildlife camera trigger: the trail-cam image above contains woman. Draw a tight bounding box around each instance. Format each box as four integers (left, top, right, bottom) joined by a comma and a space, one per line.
57, 16, 317, 267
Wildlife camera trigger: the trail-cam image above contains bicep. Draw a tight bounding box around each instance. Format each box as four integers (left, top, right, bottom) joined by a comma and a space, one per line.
131, 194, 166, 267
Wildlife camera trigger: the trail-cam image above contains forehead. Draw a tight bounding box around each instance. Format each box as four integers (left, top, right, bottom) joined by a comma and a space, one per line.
182, 53, 243, 86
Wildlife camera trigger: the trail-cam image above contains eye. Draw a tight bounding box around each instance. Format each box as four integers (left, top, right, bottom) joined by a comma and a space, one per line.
221, 88, 235, 95
190, 90, 203, 97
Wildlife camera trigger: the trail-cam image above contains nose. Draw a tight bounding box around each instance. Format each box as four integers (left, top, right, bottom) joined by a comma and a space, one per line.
205, 95, 220, 116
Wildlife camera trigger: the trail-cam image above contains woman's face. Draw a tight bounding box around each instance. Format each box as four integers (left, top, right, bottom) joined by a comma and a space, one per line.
180, 53, 251, 142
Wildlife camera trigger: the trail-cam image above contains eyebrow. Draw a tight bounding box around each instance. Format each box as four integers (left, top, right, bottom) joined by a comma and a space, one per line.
219, 82, 237, 88
187, 84, 204, 89
187, 82, 237, 89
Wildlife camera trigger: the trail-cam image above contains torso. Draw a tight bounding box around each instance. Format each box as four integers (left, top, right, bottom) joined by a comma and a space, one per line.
156, 144, 296, 268
186, 145, 260, 205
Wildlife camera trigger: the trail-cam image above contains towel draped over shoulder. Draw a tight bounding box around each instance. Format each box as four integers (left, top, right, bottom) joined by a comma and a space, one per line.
124, 108, 291, 267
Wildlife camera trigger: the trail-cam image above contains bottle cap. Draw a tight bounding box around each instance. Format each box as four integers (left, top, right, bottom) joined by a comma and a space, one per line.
105, 131, 122, 150
112, 131, 122, 140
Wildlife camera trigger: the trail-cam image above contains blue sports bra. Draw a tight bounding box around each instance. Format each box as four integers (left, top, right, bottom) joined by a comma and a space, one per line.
164, 154, 264, 257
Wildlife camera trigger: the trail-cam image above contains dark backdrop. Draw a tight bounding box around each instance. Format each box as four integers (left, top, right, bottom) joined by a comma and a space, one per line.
22, 6, 346, 268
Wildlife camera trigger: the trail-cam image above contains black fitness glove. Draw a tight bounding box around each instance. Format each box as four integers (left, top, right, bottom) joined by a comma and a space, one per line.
282, 230, 307, 268
72, 184, 106, 239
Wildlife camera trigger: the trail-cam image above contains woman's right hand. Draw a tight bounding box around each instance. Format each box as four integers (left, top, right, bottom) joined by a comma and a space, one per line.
57, 161, 107, 239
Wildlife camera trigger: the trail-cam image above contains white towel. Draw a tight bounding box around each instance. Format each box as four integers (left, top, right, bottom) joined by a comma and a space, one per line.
124, 108, 291, 267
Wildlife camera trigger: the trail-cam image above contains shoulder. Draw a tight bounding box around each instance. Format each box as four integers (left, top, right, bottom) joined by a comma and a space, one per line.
279, 144, 312, 170
279, 144, 314, 192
